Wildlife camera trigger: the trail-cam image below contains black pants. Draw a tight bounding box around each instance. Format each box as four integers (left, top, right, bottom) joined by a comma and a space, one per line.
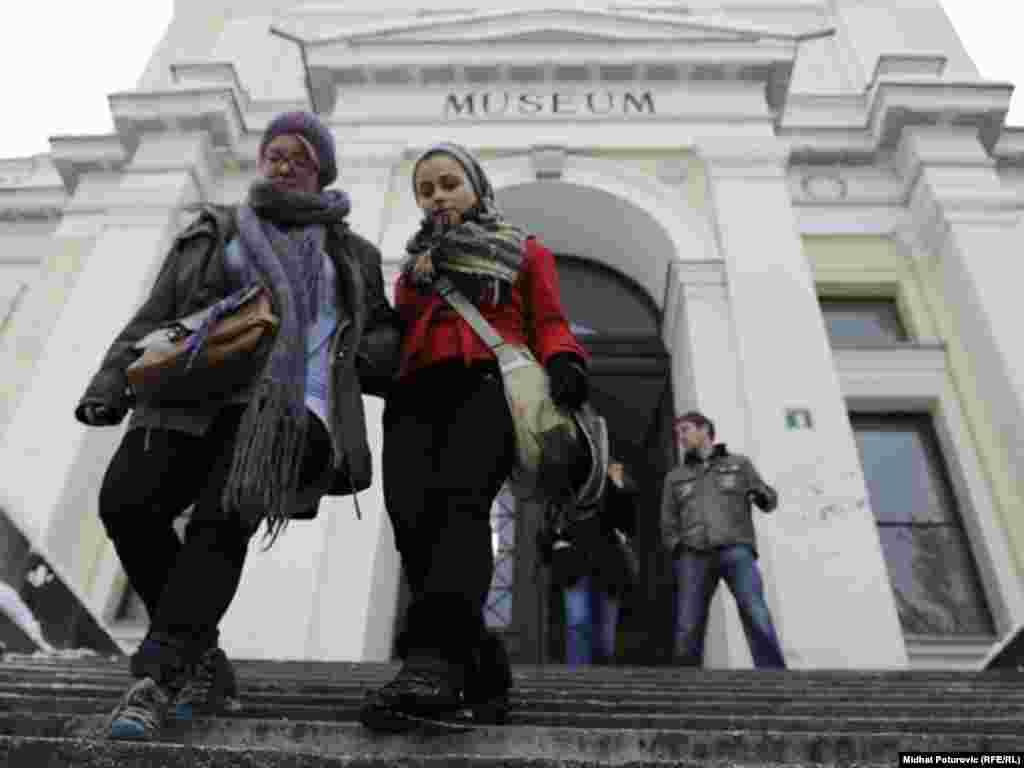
383, 362, 516, 667
99, 405, 331, 681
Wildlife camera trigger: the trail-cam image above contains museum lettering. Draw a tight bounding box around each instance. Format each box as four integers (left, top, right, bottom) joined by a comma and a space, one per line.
444, 90, 656, 118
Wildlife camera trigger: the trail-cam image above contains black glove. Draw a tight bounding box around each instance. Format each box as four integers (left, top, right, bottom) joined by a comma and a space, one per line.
746, 489, 768, 509
546, 353, 589, 410
76, 401, 127, 427
75, 382, 134, 427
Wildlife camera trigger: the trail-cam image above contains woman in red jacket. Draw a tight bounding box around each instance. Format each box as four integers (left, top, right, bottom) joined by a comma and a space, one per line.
360, 143, 589, 730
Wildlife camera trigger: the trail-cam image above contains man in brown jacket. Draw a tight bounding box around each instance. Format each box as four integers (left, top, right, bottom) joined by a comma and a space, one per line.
660, 411, 786, 668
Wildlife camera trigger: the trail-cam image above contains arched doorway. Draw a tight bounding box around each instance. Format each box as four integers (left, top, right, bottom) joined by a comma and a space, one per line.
482, 182, 681, 665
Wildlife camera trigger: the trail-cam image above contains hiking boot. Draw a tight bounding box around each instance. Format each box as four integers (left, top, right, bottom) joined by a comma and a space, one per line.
106, 676, 172, 741
172, 647, 242, 722
359, 658, 462, 732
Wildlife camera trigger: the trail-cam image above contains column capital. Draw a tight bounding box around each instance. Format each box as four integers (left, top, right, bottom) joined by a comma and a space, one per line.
895, 126, 994, 182
669, 260, 727, 291
696, 138, 788, 181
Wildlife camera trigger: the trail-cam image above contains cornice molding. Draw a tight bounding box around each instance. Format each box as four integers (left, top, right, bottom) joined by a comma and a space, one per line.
48, 135, 130, 193
0, 159, 68, 220
107, 87, 247, 162
285, 7, 824, 47
0, 205, 64, 223
785, 82, 1014, 164
993, 127, 1024, 168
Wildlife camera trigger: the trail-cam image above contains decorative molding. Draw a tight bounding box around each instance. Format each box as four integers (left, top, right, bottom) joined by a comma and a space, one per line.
872, 54, 947, 81
108, 87, 246, 155
834, 345, 947, 376
867, 81, 1013, 153
799, 173, 847, 202
669, 259, 728, 289
655, 158, 688, 186
0, 206, 64, 223
796, 206, 908, 237
295, 7, 817, 47
992, 127, 1024, 168
789, 165, 905, 207
530, 145, 567, 180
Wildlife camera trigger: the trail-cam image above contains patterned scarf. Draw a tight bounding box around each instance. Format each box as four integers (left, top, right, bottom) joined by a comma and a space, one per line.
221, 180, 351, 542
402, 143, 527, 306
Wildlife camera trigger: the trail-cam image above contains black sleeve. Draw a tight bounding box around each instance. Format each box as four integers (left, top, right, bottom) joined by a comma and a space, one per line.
603, 478, 639, 538
352, 235, 403, 399
743, 458, 779, 513
74, 235, 190, 423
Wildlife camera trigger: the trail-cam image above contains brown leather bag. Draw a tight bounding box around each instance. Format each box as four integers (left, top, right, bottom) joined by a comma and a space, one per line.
126, 285, 279, 406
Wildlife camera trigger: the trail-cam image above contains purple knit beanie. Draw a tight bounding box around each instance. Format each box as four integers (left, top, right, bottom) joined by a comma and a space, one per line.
260, 111, 338, 189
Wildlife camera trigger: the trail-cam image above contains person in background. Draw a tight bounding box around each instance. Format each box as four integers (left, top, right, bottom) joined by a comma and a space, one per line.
538, 458, 639, 666
660, 411, 786, 669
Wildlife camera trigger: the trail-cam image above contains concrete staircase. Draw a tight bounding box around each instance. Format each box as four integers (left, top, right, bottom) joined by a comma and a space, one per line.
1, 654, 1022, 766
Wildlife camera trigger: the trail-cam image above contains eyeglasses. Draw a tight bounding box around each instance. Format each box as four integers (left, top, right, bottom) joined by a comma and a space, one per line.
263, 152, 316, 174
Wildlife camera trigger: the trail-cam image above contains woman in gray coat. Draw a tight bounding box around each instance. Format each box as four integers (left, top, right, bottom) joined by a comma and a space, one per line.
76, 110, 398, 742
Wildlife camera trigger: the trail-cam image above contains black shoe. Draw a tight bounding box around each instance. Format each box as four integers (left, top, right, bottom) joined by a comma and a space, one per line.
462, 630, 511, 724
172, 647, 242, 722
359, 659, 462, 732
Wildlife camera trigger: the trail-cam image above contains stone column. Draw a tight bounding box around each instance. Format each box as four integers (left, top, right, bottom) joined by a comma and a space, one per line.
0, 132, 214, 609
696, 138, 908, 668
900, 127, 1024, 498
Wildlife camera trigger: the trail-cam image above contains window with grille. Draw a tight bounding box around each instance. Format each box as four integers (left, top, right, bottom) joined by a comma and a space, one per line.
851, 412, 995, 636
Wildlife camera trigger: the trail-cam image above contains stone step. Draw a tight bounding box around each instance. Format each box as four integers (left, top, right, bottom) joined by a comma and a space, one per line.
6, 663, 1024, 695
1, 723, 1019, 767
9, 672, 1024, 700
5, 688, 1024, 725
10, 656, 1024, 683
3, 704, 1022, 736
3, 656, 1023, 767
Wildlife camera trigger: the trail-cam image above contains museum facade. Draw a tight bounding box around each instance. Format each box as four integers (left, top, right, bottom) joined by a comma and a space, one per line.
2, 0, 1024, 670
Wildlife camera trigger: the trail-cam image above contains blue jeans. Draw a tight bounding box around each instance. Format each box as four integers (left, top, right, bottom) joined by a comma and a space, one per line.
673, 545, 786, 669
563, 575, 620, 666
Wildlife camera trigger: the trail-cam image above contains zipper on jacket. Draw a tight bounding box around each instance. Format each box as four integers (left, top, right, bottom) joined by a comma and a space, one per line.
328, 315, 358, 519
144, 428, 152, 452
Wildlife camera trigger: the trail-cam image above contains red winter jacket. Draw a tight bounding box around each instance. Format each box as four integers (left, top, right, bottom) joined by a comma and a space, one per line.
395, 237, 587, 379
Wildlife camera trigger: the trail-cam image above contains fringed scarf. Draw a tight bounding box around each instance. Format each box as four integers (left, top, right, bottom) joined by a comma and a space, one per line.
219, 180, 351, 544
401, 143, 528, 306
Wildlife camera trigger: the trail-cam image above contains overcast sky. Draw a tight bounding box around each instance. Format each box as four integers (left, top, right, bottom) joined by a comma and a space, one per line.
2, 1, 1021, 160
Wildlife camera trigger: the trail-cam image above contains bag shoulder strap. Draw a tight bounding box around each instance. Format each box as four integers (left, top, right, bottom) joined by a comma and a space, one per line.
435, 276, 507, 351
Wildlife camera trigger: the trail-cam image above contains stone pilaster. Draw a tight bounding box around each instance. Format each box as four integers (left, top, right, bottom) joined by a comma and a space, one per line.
899, 126, 1024, 495
0, 131, 214, 611
696, 137, 908, 668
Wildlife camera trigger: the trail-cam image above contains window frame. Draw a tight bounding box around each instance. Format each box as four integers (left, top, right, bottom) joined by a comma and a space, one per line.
837, 345, 1024, 663
849, 410, 997, 636
818, 296, 911, 347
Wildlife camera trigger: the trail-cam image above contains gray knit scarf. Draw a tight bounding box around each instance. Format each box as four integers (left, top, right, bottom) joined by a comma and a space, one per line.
222, 180, 351, 543
402, 143, 528, 306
